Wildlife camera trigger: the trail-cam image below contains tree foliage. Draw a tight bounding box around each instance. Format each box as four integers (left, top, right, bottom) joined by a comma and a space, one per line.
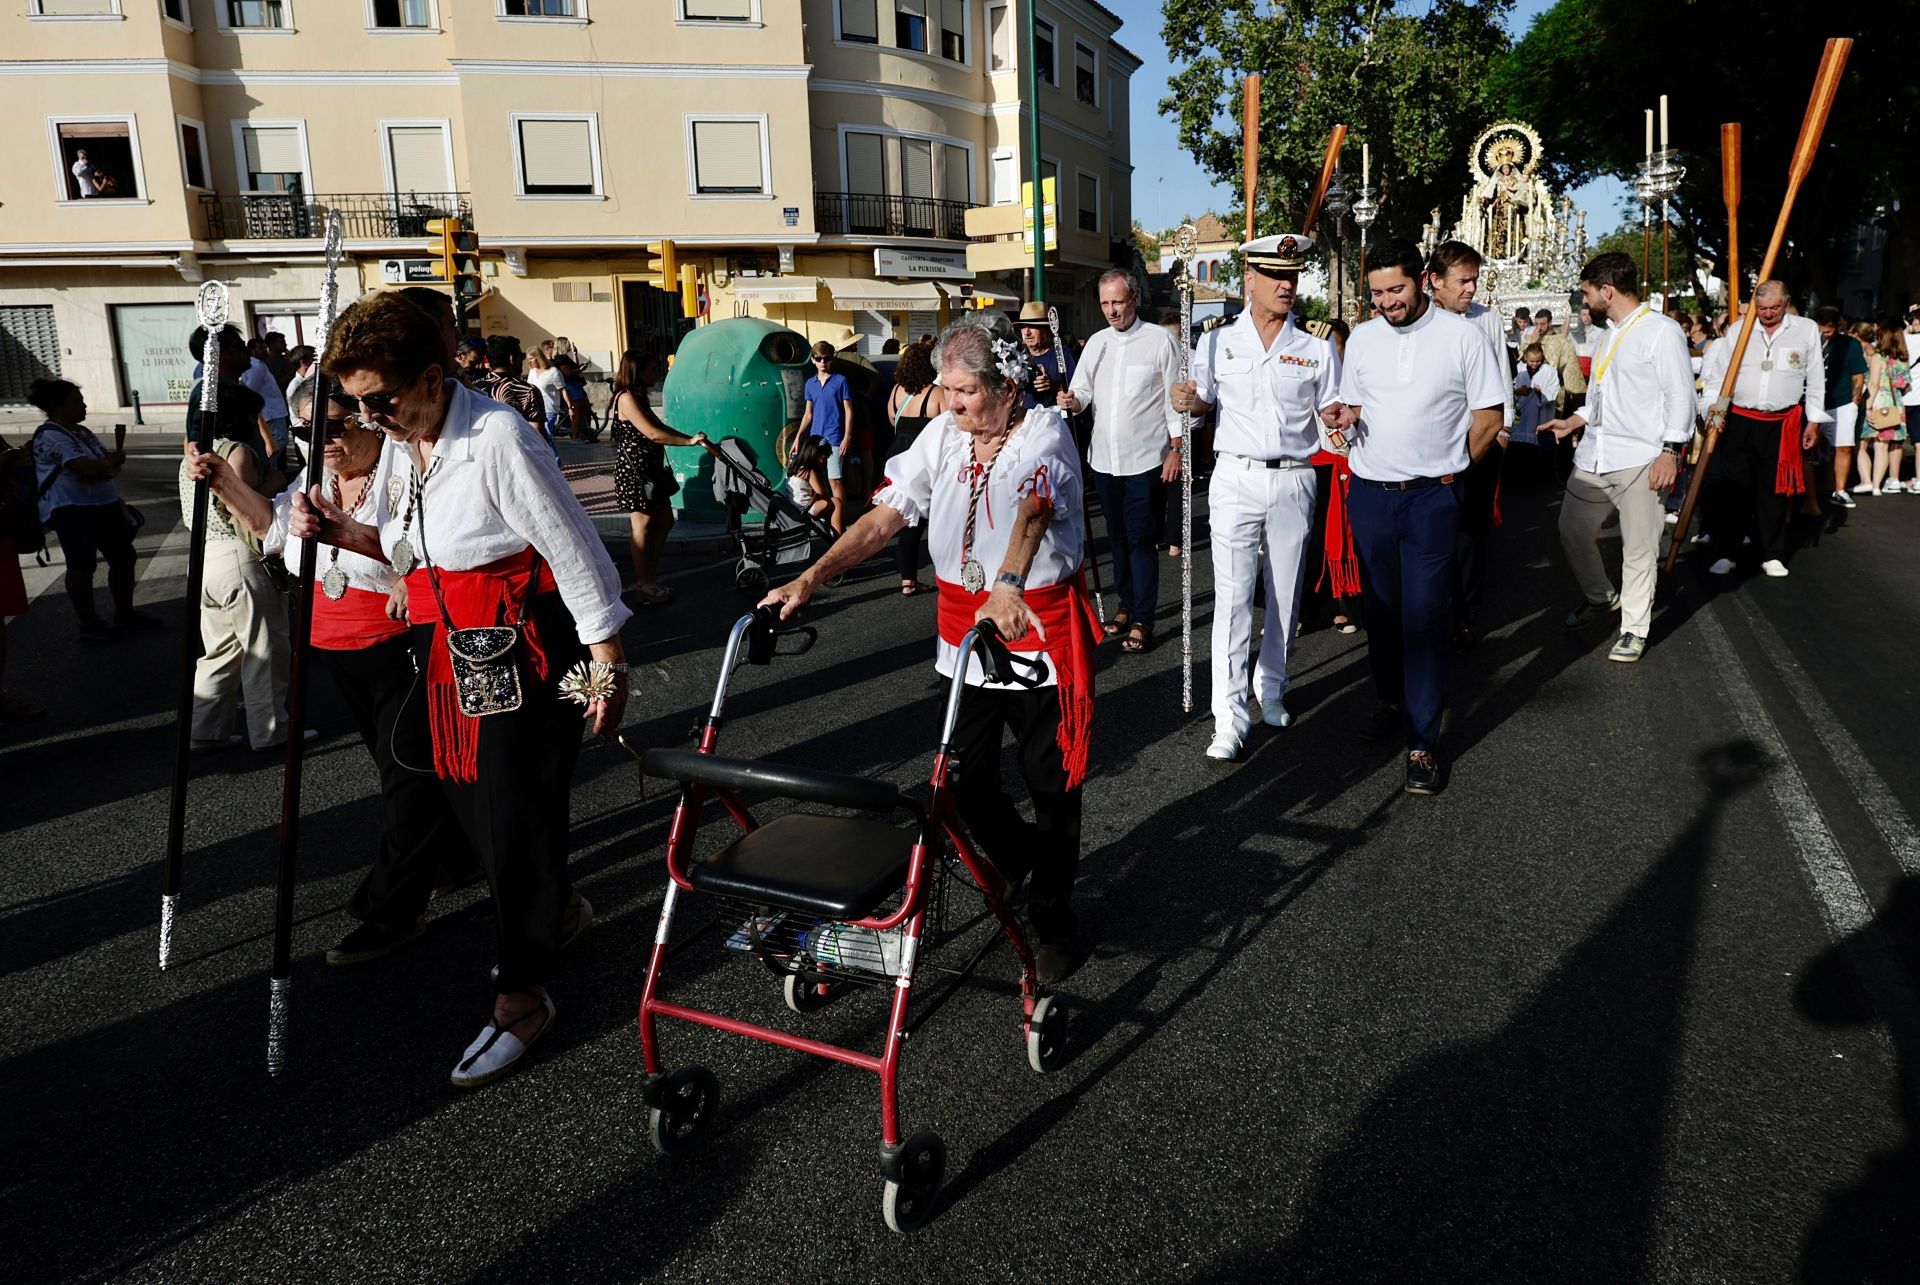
1160, 0, 1514, 252
1494, 2, 1920, 305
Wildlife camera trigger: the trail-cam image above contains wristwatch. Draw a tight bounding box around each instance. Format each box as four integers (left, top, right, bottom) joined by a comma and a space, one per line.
996, 570, 1026, 591
1660, 444, 1682, 457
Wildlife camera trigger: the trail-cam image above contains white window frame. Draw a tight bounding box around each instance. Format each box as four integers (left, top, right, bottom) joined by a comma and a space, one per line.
176, 115, 210, 192
1033, 14, 1057, 87
48, 114, 149, 203
984, 2, 1010, 72
495, 0, 587, 23
989, 148, 1015, 205
677, 0, 761, 24
685, 113, 771, 200
836, 0, 972, 69
230, 118, 314, 196
1073, 39, 1098, 108
219, 1, 295, 34
162, 0, 193, 31
834, 0, 878, 44
28, 0, 124, 19
365, 0, 439, 33
1075, 167, 1099, 235
378, 119, 457, 197
510, 111, 603, 201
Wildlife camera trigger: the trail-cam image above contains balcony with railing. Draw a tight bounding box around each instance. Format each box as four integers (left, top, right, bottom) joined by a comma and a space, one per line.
813, 192, 973, 241
198, 190, 473, 241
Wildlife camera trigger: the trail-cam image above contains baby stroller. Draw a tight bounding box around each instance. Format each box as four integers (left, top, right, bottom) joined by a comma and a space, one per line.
703, 438, 836, 599
623, 608, 1069, 1233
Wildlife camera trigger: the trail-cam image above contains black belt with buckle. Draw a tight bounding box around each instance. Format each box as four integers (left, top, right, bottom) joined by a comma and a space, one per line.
1353, 473, 1457, 491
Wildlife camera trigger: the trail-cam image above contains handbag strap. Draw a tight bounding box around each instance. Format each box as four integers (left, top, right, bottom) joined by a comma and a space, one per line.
413, 466, 542, 635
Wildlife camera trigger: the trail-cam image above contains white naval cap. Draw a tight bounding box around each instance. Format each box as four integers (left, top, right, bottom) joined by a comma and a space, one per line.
1241, 232, 1316, 271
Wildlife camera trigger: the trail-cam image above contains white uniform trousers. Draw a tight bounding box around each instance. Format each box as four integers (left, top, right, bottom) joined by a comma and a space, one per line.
1558, 461, 1666, 641
1208, 460, 1316, 740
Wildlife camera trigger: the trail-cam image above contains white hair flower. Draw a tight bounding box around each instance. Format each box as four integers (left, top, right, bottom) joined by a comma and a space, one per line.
991, 335, 1032, 387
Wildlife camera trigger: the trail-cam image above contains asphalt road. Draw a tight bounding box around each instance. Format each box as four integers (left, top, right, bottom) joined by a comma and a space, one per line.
4, 450, 1917, 1283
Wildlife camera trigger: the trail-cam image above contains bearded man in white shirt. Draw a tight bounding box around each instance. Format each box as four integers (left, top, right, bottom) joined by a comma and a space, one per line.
1537, 252, 1697, 663
1057, 270, 1183, 654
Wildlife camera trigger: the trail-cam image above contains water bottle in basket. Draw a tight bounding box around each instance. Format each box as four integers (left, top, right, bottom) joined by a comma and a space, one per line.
812, 923, 903, 975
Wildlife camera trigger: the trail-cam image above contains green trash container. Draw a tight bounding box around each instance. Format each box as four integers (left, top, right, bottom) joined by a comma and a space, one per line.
662, 318, 812, 525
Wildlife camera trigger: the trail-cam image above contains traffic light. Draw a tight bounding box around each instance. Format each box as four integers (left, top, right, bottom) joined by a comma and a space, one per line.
450, 223, 482, 310
644, 239, 677, 288
426, 216, 461, 282
680, 263, 700, 318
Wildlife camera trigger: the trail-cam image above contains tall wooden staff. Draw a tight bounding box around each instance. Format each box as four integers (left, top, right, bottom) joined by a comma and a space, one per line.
1666, 39, 1851, 570
1242, 75, 1262, 243
266, 211, 346, 1074
160, 279, 231, 971
1300, 125, 1348, 244
1173, 222, 1198, 714
1050, 302, 1104, 625
1721, 123, 1742, 314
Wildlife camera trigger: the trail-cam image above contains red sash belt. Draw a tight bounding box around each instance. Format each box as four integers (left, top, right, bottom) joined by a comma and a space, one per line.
404, 547, 558, 784
935, 572, 1099, 790
310, 583, 408, 652
1309, 450, 1361, 599
1731, 405, 1806, 496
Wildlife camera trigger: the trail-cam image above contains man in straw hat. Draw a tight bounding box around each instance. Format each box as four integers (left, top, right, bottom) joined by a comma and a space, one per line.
1171, 233, 1340, 763
1015, 301, 1075, 410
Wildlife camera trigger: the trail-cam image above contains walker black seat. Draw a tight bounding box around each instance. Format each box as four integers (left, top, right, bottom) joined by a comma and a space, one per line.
690, 814, 915, 919
640, 748, 902, 815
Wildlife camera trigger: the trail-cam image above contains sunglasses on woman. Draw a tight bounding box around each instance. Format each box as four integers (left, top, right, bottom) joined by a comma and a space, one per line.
354, 366, 429, 414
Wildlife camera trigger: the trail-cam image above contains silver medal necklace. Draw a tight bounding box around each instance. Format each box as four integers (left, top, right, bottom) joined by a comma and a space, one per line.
390, 454, 441, 576
958, 410, 1018, 593
321, 469, 377, 601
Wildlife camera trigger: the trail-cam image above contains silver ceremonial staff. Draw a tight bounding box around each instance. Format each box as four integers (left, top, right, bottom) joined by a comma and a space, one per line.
267, 210, 346, 1074
1173, 223, 1198, 714
1048, 303, 1103, 625
160, 279, 232, 971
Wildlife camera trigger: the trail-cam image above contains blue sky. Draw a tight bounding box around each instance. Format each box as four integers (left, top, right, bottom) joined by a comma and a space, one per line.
1114, 0, 1633, 237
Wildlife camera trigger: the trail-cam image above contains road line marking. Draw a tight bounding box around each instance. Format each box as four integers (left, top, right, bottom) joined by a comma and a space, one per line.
1730, 593, 1920, 877
1699, 602, 1873, 939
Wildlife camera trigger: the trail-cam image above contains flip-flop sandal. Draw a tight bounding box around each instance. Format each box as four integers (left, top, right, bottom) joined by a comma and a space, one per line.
1102, 611, 1133, 639
1121, 623, 1153, 653
900, 580, 931, 596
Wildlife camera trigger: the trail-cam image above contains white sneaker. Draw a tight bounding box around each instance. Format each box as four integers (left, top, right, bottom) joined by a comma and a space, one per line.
451, 992, 556, 1089
1205, 734, 1241, 763
1708, 558, 1737, 575
1261, 702, 1292, 729
1760, 559, 1789, 578
1690, 533, 1713, 545
1664, 511, 1679, 525
1852, 482, 1875, 494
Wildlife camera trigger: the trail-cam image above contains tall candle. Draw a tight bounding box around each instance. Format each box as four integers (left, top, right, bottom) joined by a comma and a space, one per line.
1645, 109, 1654, 159
1362, 142, 1370, 187
1660, 95, 1669, 147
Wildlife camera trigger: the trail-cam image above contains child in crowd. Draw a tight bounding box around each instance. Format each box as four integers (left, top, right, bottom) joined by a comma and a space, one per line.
786, 435, 832, 519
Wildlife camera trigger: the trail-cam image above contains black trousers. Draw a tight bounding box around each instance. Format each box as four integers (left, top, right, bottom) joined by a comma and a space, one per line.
1450, 448, 1502, 624
950, 684, 1082, 943
47, 502, 136, 622
322, 634, 478, 930
410, 593, 588, 993
1704, 411, 1793, 563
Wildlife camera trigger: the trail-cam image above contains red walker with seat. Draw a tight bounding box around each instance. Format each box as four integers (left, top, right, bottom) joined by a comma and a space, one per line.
624, 608, 1067, 1232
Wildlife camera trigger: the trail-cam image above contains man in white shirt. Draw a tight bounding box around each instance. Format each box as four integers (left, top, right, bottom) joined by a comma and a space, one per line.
1171, 233, 1340, 762
1424, 241, 1513, 646
1537, 252, 1696, 663
1696, 279, 1825, 577
70, 150, 101, 198
1325, 238, 1505, 795
240, 340, 293, 466
1057, 269, 1183, 653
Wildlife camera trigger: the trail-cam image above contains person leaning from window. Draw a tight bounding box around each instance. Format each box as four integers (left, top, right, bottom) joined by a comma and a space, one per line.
288, 290, 631, 1089
27, 378, 159, 641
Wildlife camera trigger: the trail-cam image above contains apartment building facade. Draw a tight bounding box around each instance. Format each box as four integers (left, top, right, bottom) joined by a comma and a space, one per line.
0, 0, 1136, 409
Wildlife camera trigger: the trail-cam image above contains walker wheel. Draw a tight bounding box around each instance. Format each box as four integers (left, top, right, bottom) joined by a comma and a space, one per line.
1026, 995, 1066, 1074
784, 970, 833, 1014
881, 1131, 947, 1233
734, 560, 769, 597
647, 1065, 720, 1156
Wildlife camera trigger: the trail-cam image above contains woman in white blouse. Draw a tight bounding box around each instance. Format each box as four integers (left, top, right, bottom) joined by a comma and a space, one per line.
188, 382, 479, 969
762, 314, 1100, 984
289, 292, 632, 1088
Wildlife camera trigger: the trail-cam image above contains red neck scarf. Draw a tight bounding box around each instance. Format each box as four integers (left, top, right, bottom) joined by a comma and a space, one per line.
935, 573, 1099, 789
1730, 405, 1807, 495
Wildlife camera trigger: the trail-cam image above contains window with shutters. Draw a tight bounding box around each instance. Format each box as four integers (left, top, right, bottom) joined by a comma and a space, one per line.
844, 132, 886, 197
384, 123, 451, 197
894, 0, 925, 52
1074, 42, 1096, 106
29, 2, 122, 16
236, 123, 306, 193
500, 0, 578, 16
512, 114, 600, 197
1034, 17, 1056, 86
941, 143, 969, 204
839, 0, 877, 43
179, 119, 208, 190
1077, 171, 1098, 234
936, 0, 964, 60
679, 0, 755, 19
52, 117, 144, 201
370, 0, 433, 29
689, 117, 768, 196
990, 151, 1014, 205
226, 0, 288, 28
986, 3, 1009, 70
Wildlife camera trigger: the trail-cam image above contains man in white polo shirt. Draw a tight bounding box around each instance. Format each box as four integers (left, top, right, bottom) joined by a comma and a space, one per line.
1325, 238, 1504, 795
1171, 233, 1340, 763
1537, 251, 1696, 663
1058, 269, 1184, 654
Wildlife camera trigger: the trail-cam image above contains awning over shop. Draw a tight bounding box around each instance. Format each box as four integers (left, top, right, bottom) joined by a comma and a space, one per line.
937, 281, 1019, 309
821, 277, 943, 312
731, 277, 818, 305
